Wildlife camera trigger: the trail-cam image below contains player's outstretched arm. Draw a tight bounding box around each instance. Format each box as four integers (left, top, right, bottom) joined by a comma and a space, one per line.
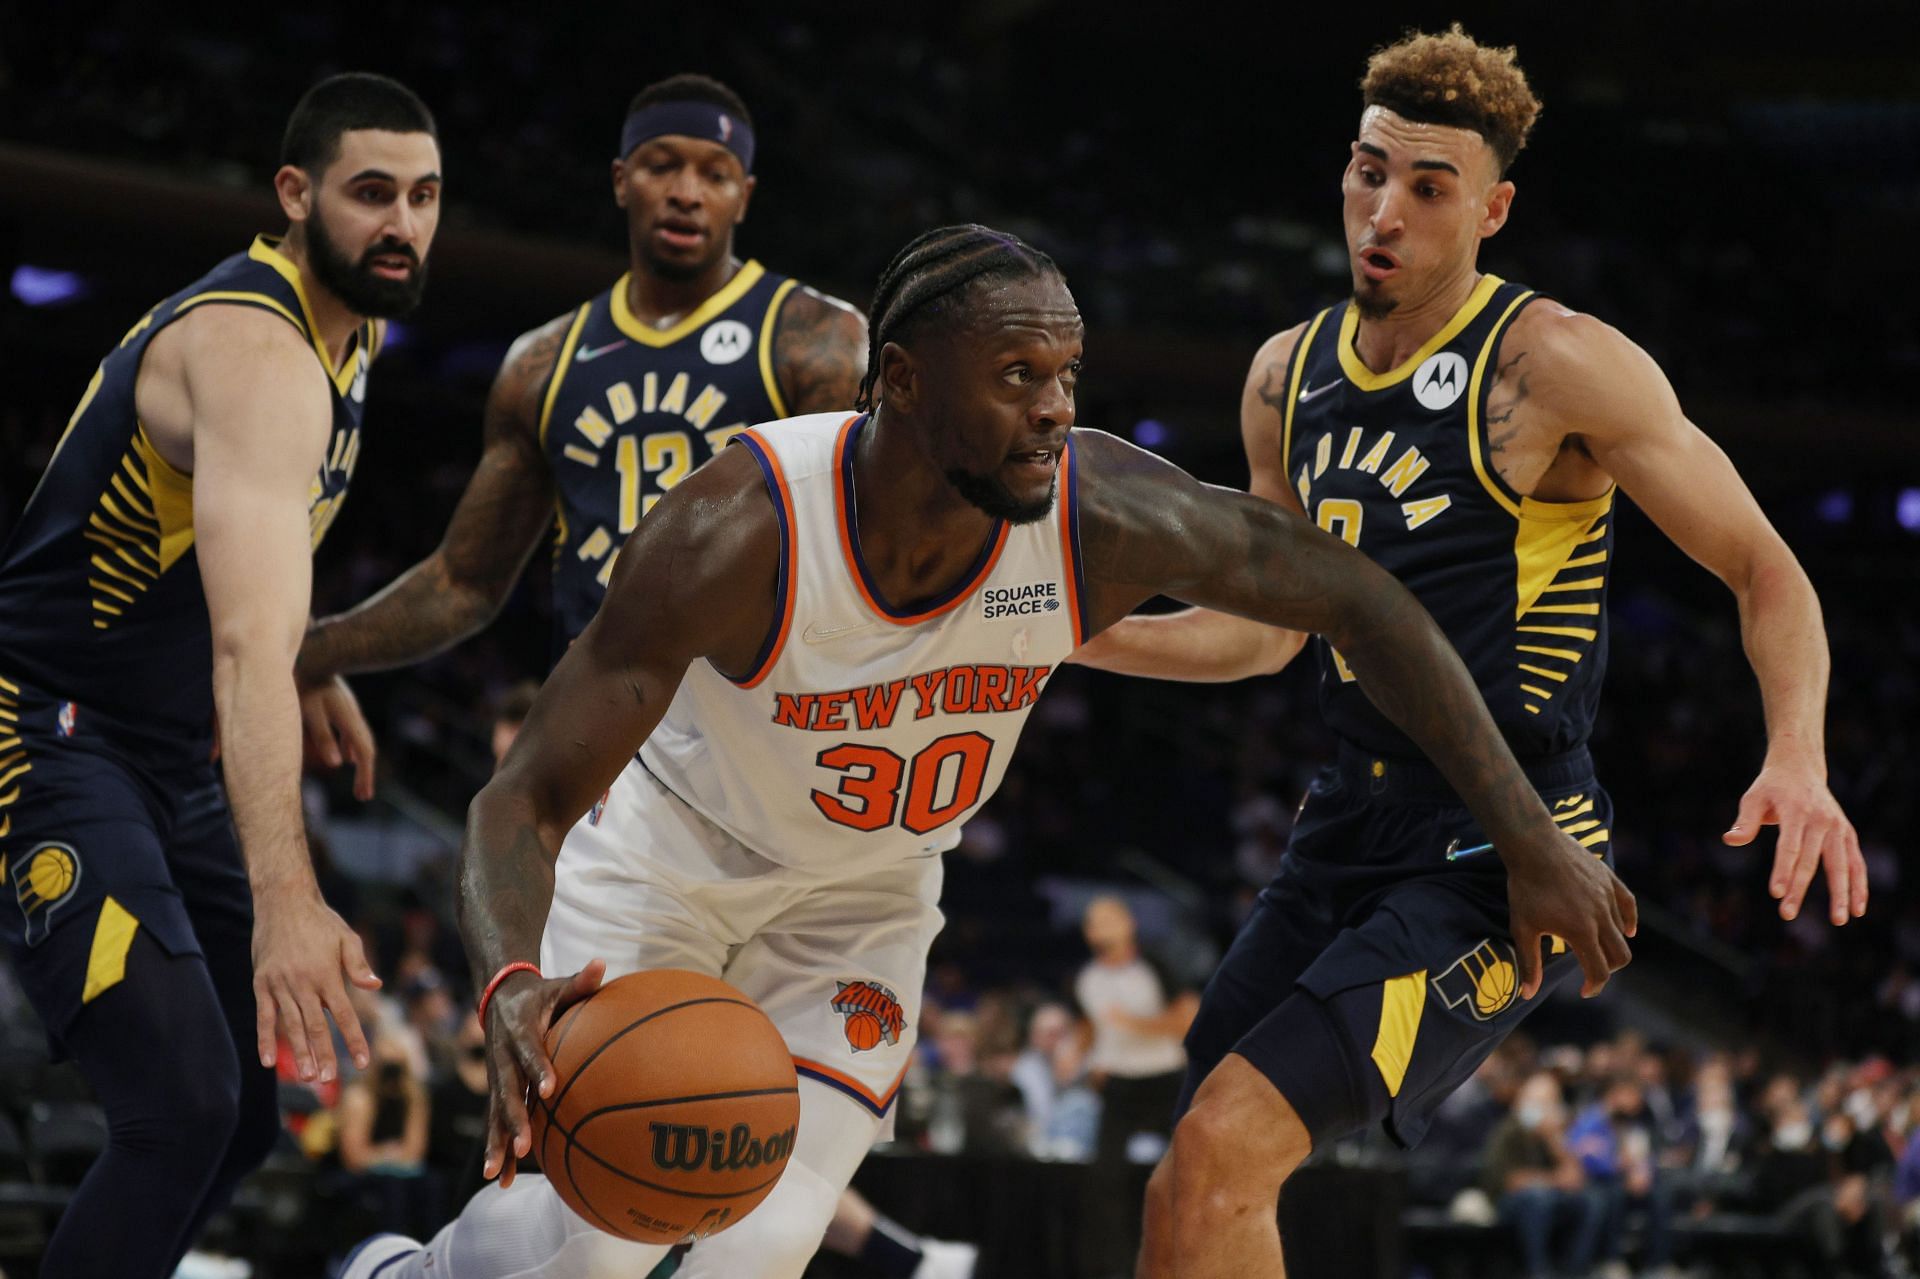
1070, 327, 1309, 681
456, 443, 781, 1185
772, 284, 869, 414
296, 312, 570, 683
182, 307, 381, 1085
1519, 306, 1863, 926
1073, 428, 1636, 999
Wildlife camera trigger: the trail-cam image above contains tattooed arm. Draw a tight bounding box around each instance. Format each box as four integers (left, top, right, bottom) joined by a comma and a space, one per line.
295, 313, 572, 682
1069, 325, 1310, 679
1074, 427, 1635, 998
460, 444, 779, 1182
771, 284, 868, 414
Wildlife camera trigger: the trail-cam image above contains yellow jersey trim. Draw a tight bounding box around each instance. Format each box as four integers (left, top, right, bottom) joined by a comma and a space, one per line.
608, 260, 766, 348
1336, 274, 1504, 392
175, 290, 306, 335
247, 235, 363, 395
759, 277, 801, 419
538, 304, 594, 449
133, 426, 197, 573
1281, 309, 1335, 492
83, 897, 141, 1004
1371, 970, 1428, 1098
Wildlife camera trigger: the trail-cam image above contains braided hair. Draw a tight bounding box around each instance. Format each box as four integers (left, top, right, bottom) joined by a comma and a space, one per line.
854, 224, 1061, 412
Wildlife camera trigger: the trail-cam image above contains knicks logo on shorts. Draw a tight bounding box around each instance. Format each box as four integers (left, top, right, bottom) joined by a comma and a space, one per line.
1430, 938, 1519, 1021
13, 842, 81, 946
831, 979, 905, 1053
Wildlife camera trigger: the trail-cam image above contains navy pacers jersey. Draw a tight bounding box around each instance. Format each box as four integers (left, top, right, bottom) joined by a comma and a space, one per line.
539, 261, 796, 648
0, 236, 371, 753
1281, 275, 1614, 760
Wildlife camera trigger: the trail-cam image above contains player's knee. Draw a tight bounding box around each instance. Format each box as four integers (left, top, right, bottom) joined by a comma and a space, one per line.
1167, 1062, 1310, 1223
128, 1041, 241, 1167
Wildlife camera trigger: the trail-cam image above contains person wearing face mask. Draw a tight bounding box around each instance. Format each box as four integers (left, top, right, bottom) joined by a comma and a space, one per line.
1670, 1066, 1753, 1215
1482, 1072, 1607, 1279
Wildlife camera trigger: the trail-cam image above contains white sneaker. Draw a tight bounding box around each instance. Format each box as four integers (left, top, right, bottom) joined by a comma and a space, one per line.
912, 1239, 979, 1279
339, 1234, 423, 1279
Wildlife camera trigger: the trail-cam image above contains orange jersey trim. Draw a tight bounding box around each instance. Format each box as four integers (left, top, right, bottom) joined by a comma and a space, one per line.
792, 1055, 910, 1116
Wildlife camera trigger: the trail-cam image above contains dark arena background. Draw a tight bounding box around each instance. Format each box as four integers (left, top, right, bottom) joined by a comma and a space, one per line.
2, 3, 1918, 1277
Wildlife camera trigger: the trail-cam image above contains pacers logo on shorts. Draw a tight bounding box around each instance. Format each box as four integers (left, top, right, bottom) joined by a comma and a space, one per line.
14, 842, 81, 946
831, 979, 905, 1053
1431, 938, 1519, 1021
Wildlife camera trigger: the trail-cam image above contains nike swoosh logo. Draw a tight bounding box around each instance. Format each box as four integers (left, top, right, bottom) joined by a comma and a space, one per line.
1297, 378, 1342, 404
573, 339, 629, 363
802, 620, 876, 644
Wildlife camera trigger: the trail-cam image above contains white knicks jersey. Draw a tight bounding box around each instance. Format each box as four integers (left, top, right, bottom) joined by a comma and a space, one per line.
637, 411, 1088, 875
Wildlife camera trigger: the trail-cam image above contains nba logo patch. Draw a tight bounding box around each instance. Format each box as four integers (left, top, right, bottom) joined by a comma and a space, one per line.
56, 702, 76, 738
588, 789, 610, 827
831, 979, 906, 1053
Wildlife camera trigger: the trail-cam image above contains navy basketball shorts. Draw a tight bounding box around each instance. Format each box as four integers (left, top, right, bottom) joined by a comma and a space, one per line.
1179, 743, 1615, 1149
0, 676, 246, 1051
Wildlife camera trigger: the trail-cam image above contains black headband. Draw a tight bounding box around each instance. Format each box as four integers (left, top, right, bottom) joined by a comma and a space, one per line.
619, 101, 754, 173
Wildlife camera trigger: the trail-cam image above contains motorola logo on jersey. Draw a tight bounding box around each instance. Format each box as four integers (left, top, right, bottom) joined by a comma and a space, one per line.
700, 320, 753, 366
1412, 351, 1469, 411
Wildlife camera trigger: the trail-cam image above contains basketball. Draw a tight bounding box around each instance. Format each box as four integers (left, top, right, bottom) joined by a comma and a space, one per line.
843, 1009, 883, 1051
529, 969, 800, 1245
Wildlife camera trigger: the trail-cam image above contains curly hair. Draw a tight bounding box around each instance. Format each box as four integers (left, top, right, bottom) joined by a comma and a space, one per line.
1361, 25, 1541, 174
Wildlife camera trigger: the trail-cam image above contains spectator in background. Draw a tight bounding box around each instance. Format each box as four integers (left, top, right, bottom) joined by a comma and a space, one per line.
337, 1032, 437, 1240
491, 679, 539, 768
426, 1010, 490, 1202
1482, 1071, 1606, 1279
1670, 1059, 1753, 1213
1568, 1073, 1673, 1276
1010, 1002, 1102, 1161
404, 970, 459, 1082
1074, 895, 1196, 1279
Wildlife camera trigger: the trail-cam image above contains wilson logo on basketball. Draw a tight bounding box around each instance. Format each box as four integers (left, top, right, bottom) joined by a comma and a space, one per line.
649, 1121, 797, 1174
831, 979, 906, 1052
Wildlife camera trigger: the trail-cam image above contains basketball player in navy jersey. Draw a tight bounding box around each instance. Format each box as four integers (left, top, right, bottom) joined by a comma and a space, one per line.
346, 223, 1631, 1279
1072, 28, 1866, 1277
295, 73, 866, 680
0, 75, 440, 1277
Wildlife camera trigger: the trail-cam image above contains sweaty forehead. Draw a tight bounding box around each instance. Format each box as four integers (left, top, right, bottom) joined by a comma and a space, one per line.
962, 273, 1082, 341
1356, 106, 1492, 173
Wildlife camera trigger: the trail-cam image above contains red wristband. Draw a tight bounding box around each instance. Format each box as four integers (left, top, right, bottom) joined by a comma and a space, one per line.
478, 961, 542, 1027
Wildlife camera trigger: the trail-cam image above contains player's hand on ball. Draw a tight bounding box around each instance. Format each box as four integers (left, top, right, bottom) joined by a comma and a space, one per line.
299, 675, 378, 801
252, 893, 381, 1083
1503, 826, 1636, 1001
483, 958, 606, 1188
1725, 759, 1866, 926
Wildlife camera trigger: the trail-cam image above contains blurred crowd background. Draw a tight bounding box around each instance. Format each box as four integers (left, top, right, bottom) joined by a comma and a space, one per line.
2, 3, 1918, 1277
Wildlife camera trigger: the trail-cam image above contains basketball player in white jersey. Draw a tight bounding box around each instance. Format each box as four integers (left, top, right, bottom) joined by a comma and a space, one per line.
345, 224, 1634, 1279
